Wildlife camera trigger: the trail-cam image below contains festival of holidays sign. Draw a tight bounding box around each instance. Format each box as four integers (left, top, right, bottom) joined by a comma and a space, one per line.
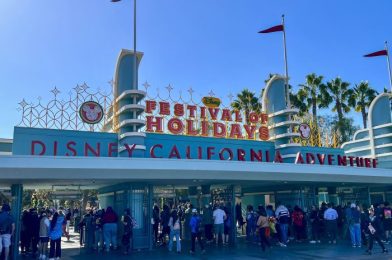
144, 100, 270, 140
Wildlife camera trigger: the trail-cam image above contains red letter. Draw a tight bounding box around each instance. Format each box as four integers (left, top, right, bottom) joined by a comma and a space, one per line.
237, 149, 246, 161
259, 126, 269, 140
168, 145, 181, 159
372, 159, 378, 168
186, 120, 198, 136
145, 100, 157, 113
201, 121, 209, 136
108, 142, 118, 157
260, 113, 269, 124
221, 109, 232, 121
295, 152, 304, 164
150, 144, 162, 158
53, 141, 58, 156
337, 155, 347, 166
187, 105, 197, 118
208, 108, 220, 120
124, 143, 136, 157
317, 154, 326, 165
249, 112, 259, 124
168, 118, 184, 135
31, 140, 46, 155
146, 116, 163, 132
85, 143, 100, 157
174, 103, 184, 116
348, 156, 355, 166
219, 148, 233, 160
327, 154, 335, 165
66, 141, 77, 156
213, 122, 226, 138
207, 147, 215, 160
306, 153, 315, 164
274, 151, 283, 163
229, 124, 243, 139
250, 149, 262, 162
244, 125, 256, 139
159, 102, 170, 115
234, 110, 243, 123
365, 158, 371, 168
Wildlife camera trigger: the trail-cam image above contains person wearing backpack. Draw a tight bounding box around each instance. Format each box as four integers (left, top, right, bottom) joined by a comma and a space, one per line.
382, 202, 392, 242
160, 205, 171, 246
347, 203, 361, 247
256, 206, 271, 252
122, 208, 136, 255
189, 209, 205, 255
246, 205, 257, 242
292, 206, 305, 242
0, 204, 15, 260
364, 207, 388, 255
168, 209, 181, 253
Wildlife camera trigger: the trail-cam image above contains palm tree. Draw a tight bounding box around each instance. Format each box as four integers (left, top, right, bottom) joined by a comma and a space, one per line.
320, 77, 353, 142
348, 81, 378, 128
296, 73, 324, 124
231, 89, 262, 124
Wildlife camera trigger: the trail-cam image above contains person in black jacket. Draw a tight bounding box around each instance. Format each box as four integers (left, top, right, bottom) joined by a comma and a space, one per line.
365, 207, 388, 255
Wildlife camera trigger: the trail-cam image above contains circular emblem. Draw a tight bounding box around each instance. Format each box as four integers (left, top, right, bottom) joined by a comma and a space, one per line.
79, 101, 104, 124
298, 123, 311, 140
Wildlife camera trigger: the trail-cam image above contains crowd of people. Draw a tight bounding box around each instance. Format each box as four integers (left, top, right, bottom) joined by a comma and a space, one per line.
240, 201, 390, 255
0, 200, 391, 259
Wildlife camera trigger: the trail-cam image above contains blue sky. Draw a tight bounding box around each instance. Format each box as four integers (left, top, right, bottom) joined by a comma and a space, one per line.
0, 0, 391, 138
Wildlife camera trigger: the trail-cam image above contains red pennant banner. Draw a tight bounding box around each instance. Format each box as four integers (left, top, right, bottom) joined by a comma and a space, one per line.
364, 50, 388, 57
258, 25, 284, 34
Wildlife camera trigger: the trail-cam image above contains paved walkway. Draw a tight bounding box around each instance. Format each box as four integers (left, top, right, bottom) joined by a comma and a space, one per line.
27, 234, 391, 260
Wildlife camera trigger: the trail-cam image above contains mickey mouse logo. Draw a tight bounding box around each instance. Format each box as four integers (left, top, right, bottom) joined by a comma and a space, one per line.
299, 123, 311, 140
79, 101, 104, 124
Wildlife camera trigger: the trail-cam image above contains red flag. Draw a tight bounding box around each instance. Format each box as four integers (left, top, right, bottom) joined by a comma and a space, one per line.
364, 50, 388, 57
258, 25, 284, 34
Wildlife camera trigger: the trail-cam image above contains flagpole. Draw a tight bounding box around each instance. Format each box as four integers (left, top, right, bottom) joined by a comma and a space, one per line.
133, 0, 137, 90
282, 14, 290, 108
385, 41, 392, 93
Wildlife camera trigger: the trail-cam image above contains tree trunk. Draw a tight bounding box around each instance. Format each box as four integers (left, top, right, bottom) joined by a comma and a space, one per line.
312, 98, 317, 125
361, 107, 367, 129
336, 100, 343, 122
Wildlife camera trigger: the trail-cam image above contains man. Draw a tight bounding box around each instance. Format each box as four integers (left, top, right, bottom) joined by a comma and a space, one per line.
213, 204, 226, 245
202, 204, 213, 243
382, 202, 392, 243
275, 202, 290, 247
0, 204, 15, 260
189, 209, 205, 255
324, 203, 338, 244
347, 203, 361, 247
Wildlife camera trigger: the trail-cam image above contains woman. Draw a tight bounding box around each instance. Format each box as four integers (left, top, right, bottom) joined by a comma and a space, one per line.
309, 205, 321, 243
152, 205, 160, 244
168, 209, 181, 253
292, 206, 305, 242
365, 207, 388, 255
122, 208, 136, 255
49, 211, 64, 259
38, 210, 51, 260
102, 206, 118, 252
256, 206, 271, 252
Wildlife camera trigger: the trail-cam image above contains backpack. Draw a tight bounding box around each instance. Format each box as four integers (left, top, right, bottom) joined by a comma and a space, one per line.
247, 212, 257, 229
384, 208, 392, 220
351, 209, 360, 224
293, 211, 304, 226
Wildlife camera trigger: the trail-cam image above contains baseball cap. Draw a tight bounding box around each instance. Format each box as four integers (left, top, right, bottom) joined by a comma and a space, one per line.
192, 208, 197, 213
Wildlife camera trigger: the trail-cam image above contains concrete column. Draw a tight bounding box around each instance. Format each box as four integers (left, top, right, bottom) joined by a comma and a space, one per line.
188, 186, 198, 209
11, 184, 23, 260
200, 185, 211, 209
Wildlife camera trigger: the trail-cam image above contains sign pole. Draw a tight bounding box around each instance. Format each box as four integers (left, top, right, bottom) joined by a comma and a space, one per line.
133, 0, 137, 90
385, 41, 392, 93
282, 14, 290, 108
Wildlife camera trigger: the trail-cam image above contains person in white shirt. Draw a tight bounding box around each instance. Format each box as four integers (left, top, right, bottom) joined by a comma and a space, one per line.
323, 203, 338, 244
213, 204, 226, 245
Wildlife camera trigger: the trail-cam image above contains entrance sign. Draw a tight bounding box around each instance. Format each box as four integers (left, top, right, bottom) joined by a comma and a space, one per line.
145, 100, 270, 141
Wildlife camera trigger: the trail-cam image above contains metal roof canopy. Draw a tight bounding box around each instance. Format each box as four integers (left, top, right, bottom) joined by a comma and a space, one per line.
0, 155, 391, 190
